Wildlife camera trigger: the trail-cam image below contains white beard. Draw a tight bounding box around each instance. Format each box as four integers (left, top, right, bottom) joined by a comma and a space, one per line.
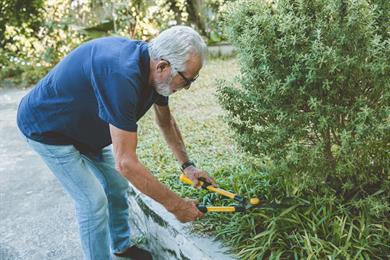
154, 75, 173, 97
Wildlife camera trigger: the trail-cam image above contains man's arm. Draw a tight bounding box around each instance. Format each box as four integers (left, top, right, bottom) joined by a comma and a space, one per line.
109, 124, 202, 222
153, 104, 216, 187
153, 104, 189, 165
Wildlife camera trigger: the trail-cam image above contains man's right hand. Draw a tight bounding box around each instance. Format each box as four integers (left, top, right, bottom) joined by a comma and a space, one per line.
169, 198, 204, 223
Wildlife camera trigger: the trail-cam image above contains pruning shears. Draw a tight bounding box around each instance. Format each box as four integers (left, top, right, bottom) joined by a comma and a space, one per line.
179, 174, 294, 213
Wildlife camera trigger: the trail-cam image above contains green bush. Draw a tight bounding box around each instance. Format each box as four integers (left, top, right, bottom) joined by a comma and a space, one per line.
215, 1, 389, 257
219, 0, 389, 204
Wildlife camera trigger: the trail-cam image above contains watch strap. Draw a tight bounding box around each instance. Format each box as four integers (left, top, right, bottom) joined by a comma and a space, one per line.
181, 160, 195, 172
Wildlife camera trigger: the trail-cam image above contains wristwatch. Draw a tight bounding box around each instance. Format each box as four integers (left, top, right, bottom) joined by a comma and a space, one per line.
180, 160, 196, 172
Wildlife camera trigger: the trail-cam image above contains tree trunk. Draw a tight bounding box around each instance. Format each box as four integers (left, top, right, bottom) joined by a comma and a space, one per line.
186, 0, 206, 36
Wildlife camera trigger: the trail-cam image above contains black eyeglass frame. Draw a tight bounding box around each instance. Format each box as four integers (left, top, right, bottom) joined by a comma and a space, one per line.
161, 59, 199, 89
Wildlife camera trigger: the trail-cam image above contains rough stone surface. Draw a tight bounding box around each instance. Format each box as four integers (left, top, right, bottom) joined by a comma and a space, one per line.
0, 88, 235, 260
127, 186, 235, 260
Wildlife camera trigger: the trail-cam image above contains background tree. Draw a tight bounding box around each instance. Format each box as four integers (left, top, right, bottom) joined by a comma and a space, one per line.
0, 0, 235, 85
0, 0, 44, 48
1, 0, 84, 84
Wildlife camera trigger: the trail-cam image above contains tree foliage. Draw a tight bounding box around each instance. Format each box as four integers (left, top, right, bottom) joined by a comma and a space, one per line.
0, 0, 235, 85
0, 0, 44, 48
219, 0, 389, 212
1, 0, 84, 85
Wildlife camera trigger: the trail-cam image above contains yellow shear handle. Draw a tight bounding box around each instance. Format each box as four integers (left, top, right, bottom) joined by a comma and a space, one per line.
204, 206, 237, 212
179, 174, 237, 200
197, 205, 244, 213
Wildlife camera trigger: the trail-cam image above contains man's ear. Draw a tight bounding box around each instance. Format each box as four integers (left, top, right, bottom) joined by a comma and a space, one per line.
156, 60, 170, 73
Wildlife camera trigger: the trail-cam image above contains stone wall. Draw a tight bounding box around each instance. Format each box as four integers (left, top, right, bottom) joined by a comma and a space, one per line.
127, 184, 236, 260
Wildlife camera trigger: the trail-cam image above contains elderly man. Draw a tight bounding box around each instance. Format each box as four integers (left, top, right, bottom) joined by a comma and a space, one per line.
17, 26, 216, 260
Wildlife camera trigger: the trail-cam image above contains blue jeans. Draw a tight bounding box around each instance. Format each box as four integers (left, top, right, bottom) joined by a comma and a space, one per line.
25, 137, 132, 260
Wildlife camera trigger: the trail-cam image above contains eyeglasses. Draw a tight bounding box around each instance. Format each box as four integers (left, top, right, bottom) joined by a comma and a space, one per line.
161, 59, 199, 89
177, 71, 199, 89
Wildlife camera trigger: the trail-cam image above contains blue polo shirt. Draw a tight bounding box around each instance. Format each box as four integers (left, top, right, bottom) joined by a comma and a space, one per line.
17, 37, 168, 153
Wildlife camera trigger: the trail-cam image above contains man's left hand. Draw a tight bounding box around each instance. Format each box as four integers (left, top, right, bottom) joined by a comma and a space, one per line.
183, 166, 217, 188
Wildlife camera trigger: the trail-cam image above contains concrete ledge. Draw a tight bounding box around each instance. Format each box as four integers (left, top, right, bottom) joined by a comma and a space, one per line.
207, 44, 236, 58
127, 184, 236, 260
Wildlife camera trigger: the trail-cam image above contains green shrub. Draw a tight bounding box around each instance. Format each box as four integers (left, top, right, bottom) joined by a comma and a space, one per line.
0, 62, 49, 88
219, 0, 389, 204
216, 0, 390, 257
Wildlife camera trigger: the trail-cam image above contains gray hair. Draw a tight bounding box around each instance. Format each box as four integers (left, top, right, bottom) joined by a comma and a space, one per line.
148, 26, 207, 73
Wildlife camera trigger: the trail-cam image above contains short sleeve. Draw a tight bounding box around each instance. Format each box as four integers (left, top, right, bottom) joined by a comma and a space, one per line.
154, 94, 169, 106
91, 71, 140, 132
